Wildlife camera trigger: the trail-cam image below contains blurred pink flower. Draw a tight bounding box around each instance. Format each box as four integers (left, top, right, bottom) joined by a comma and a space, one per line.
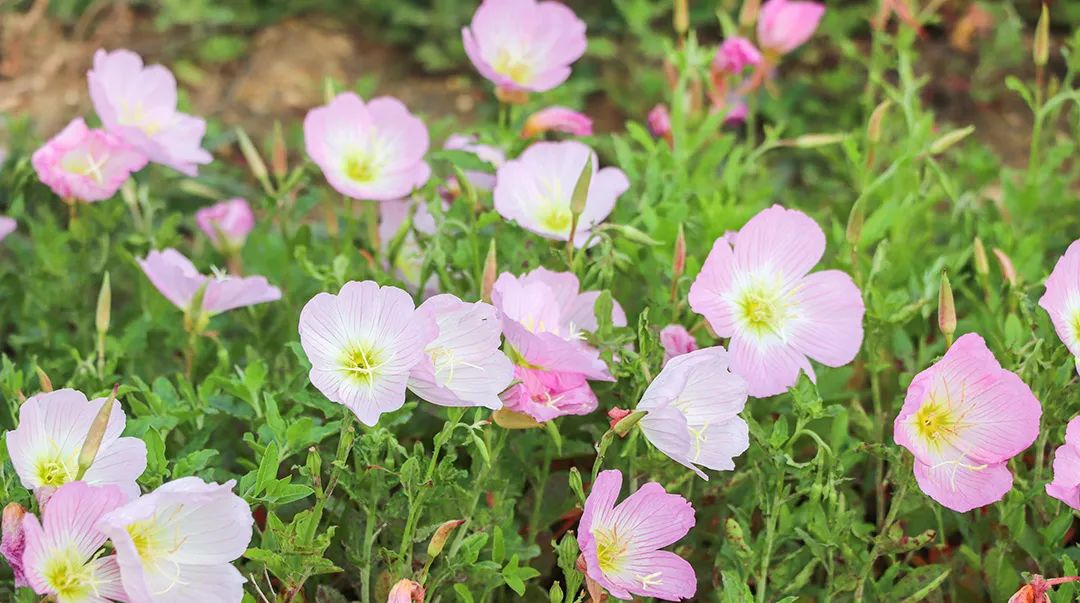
501, 366, 598, 422
304, 92, 431, 201
713, 37, 762, 74
88, 48, 212, 176
388, 579, 425, 603
462, 0, 586, 94
31, 118, 146, 202
659, 324, 698, 364
894, 333, 1041, 512
1, 503, 27, 587
196, 197, 255, 253
1046, 416, 1080, 509
494, 141, 628, 247
100, 477, 252, 602
1039, 240, 1080, 372
6, 388, 146, 499
522, 106, 593, 138
379, 198, 438, 292
408, 294, 514, 410
756, 0, 825, 55
444, 134, 505, 192
493, 267, 625, 380
298, 280, 436, 425
0, 217, 14, 241
688, 205, 864, 397
579, 470, 697, 601
22, 481, 128, 601
138, 248, 281, 316
638, 347, 749, 479
648, 104, 672, 140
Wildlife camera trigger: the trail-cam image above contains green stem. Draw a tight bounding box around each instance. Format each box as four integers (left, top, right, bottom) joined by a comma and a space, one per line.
755, 473, 785, 603
854, 477, 910, 601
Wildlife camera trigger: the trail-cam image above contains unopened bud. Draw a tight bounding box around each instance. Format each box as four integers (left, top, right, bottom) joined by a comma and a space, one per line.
993, 247, 1018, 286
973, 237, 989, 276
235, 127, 272, 193
388, 579, 425, 603
96, 272, 111, 335
77, 384, 118, 479
938, 271, 956, 344
35, 367, 53, 393
570, 156, 593, 217
788, 133, 848, 148
427, 519, 466, 559
846, 199, 865, 247
271, 121, 288, 181
867, 100, 892, 144
929, 126, 975, 155
673, 223, 686, 279
1034, 3, 1050, 68
481, 240, 497, 304
492, 408, 541, 430
568, 467, 585, 503
739, 0, 761, 29
674, 0, 689, 35
611, 410, 646, 437
1, 503, 27, 587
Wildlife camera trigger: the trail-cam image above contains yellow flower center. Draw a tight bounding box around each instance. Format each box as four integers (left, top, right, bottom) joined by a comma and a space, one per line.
594, 528, 627, 574
912, 400, 957, 444
734, 281, 790, 337
35, 454, 78, 487
42, 546, 94, 600
492, 50, 532, 84
538, 205, 572, 233
341, 344, 386, 386
344, 154, 378, 184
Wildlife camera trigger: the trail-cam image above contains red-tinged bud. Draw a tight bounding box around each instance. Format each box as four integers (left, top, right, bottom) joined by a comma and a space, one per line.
1, 503, 27, 587
993, 247, 1018, 286
427, 519, 466, 559
388, 578, 425, 603
607, 407, 631, 430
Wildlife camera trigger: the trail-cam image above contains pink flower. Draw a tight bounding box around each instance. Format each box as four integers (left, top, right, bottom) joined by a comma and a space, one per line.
522, 106, 593, 138
1038, 240, 1080, 373
579, 470, 697, 601
501, 366, 598, 422
638, 347, 749, 479
444, 134, 505, 192
893, 333, 1041, 512
6, 388, 146, 499
31, 118, 147, 202
408, 294, 514, 410
0, 217, 15, 241
647, 104, 672, 140
298, 281, 437, 426
22, 481, 129, 601
99, 477, 253, 602
388, 579, 425, 603
88, 48, 212, 176
494, 141, 628, 246
492, 267, 625, 380
462, 0, 587, 93
688, 205, 864, 397
713, 37, 762, 74
138, 248, 282, 317
756, 0, 825, 55
304, 92, 430, 201
659, 324, 698, 364
379, 199, 438, 292
1, 503, 27, 587
196, 197, 255, 252
1046, 416, 1080, 509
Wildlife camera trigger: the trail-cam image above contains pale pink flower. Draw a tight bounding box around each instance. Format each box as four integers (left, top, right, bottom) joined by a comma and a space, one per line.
688, 205, 864, 397
462, 0, 587, 93
659, 324, 698, 364
638, 347, 749, 479
196, 197, 255, 253
31, 118, 147, 202
99, 477, 253, 602
1, 503, 27, 587
138, 248, 281, 318
88, 49, 212, 176
494, 141, 628, 246
579, 470, 697, 601
444, 134, 505, 192
1038, 240, 1080, 373
756, 0, 825, 55
1046, 416, 1080, 509
0, 217, 15, 241
21, 481, 128, 602
522, 106, 593, 138
379, 198, 437, 292
304, 92, 430, 201
408, 294, 514, 409
388, 579, 425, 603
893, 333, 1041, 512
298, 280, 437, 426
713, 37, 762, 74
647, 104, 672, 140
501, 366, 598, 422
6, 389, 146, 499
492, 267, 625, 380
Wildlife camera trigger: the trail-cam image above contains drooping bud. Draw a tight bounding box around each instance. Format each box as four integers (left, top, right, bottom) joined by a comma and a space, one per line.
481, 239, 497, 304
76, 384, 118, 480
938, 271, 956, 346
1033, 3, 1050, 68
1, 503, 27, 587
427, 519, 466, 559
928, 126, 975, 155
973, 237, 989, 275
387, 579, 425, 603
993, 247, 1018, 286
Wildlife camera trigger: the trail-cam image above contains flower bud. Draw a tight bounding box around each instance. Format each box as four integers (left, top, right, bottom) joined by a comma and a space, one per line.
673, 223, 686, 279
427, 519, 466, 559
1034, 3, 1050, 68
481, 240, 498, 304
235, 127, 272, 194
973, 237, 989, 276
1, 502, 27, 587
388, 579, 425, 603
647, 104, 672, 141
95, 271, 111, 336
77, 384, 118, 480
35, 366, 53, 393
867, 100, 892, 144
570, 156, 593, 218
492, 408, 541, 430
674, 0, 690, 35
739, 0, 761, 29
611, 409, 646, 437
929, 125, 975, 155
846, 198, 865, 247
992, 247, 1018, 286
938, 271, 956, 345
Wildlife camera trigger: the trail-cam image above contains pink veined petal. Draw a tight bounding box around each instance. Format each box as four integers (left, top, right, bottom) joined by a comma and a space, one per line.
605, 549, 698, 601
1046, 442, 1080, 509
607, 482, 695, 551
1038, 239, 1080, 358
86, 556, 129, 602
691, 418, 750, 473
788, 269, 865, 367
639, 405, 699, 476
201, 275, 282, 314
913, 458, 1013, 513
80, 437, 147, 500
578, 469, 622, 591
564, 291, 627, 332
687, 238, 738, 337
728, 333, 815, 398
733, 204, 825, 285
656, 347, 747, 425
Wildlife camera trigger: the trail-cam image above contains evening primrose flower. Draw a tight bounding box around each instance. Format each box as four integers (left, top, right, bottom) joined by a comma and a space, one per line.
379, 198, 437, 292
500, 366, 598, 422
195, 197, 254, 253
461, 0, 587, 94
88, 49, 212, 176
521, 106, 593, 138
579, 470, 697, 601
408, 294, 514, 409
31, 118, 147, 202
493, 141, 628, 247
304, 92, 431, 201
388, 579, 425, 603
1, 503, 27, 587
688, 205, 865, 397
99, 477, 253, 602
638, 347, 749, 479
0, 216, 14, 241
713, 37, 762, 74
298, 280, 437, 426
659, 324, 698, 365
443, 134, 505, 192
756, 0, 825, 56
138, 249, 281, 319
893, 333, 1041, 512
1046, 416, 1080, 509
6, 389, 146, 499
492, 267, 625, 380
21, 481, 128, 602
1038, 240, 1080, 373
